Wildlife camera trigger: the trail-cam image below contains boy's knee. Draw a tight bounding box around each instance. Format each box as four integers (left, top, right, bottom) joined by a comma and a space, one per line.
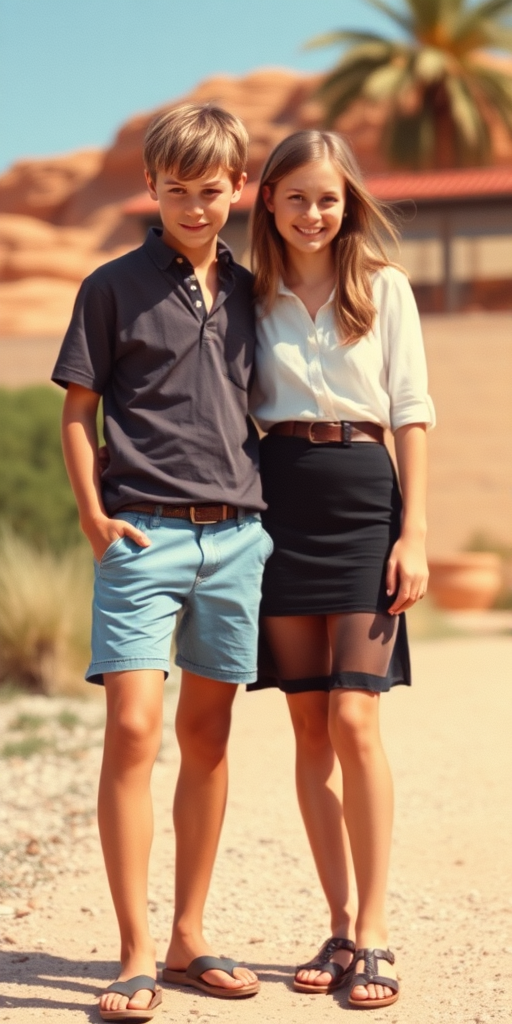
107, 704, 162, 760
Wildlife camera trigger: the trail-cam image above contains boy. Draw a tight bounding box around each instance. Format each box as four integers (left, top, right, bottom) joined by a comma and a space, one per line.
52, 104, 271, 1020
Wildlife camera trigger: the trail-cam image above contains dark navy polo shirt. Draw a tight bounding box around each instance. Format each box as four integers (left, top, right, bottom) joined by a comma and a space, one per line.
52, 228, 264, 513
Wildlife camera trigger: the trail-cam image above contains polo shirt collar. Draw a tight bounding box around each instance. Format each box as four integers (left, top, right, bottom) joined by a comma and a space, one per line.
144, 227, 234, 271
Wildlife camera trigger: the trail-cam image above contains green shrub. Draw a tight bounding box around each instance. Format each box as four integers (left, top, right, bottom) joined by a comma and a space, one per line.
0, 386, 81, 550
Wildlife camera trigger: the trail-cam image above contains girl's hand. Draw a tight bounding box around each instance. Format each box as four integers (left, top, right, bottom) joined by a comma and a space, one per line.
386, 534, 429, 615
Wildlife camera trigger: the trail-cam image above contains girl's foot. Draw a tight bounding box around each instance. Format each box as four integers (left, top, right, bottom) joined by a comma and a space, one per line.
294, 935, 355, 992
165, 930, 257, 992
348, 947, 399, 1008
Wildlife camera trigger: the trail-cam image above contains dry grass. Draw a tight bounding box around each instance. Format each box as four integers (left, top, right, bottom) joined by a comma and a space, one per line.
0, 526, 93, 695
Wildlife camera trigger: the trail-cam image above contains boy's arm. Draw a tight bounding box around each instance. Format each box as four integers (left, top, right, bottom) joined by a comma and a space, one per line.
386, 422, 429, 614
62, 383, 150, 561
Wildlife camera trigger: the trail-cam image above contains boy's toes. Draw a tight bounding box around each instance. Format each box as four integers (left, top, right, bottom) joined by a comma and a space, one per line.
202, 969, 242, 989
128, 987, 157, 1008
100, 992, 129, 1012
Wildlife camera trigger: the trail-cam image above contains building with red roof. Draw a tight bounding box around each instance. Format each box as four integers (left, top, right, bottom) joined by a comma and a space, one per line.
124, 166, 512, 313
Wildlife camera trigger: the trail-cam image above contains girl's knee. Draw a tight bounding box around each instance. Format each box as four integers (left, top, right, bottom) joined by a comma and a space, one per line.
289, 702, 330, 755
328, 691, 381, 757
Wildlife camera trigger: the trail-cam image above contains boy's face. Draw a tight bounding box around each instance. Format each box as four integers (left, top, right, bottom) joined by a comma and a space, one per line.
145, 166, 246, 259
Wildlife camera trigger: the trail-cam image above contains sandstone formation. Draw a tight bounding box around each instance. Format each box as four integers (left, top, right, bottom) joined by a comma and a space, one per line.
1, 66, 511, 337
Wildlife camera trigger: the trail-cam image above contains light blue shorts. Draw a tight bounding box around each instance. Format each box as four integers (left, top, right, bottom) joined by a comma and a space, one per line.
87, 511, 273, 685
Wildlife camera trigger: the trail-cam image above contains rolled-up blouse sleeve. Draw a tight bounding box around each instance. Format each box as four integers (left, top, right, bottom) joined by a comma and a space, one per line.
383, 269, 436, 431
51, 275, 115, 394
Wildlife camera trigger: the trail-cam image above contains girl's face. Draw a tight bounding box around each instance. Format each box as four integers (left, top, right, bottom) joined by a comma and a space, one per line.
263, 158, 346, 256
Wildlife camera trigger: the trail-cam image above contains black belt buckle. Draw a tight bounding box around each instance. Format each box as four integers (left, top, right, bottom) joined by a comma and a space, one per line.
342, 422, 352, 447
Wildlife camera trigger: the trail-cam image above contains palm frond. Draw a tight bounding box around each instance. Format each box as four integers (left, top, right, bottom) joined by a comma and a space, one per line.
361, 61, 412, 100
318, 57, 395, 123
363, 0, 415, 34
453, 0, 512, 46
445, 75, 492, 159
471, 65, 512, 131
461, 0, 512, 20
305, 29, 394, 51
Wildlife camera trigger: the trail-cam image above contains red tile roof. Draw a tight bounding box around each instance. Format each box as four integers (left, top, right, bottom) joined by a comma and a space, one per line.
123, 165, 512, 217
365, 165, 512, 201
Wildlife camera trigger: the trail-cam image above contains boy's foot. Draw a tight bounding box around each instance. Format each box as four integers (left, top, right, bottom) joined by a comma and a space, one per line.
348, 947, 399, 1008
164, 935, 258, 995
99, 953, 159, 1018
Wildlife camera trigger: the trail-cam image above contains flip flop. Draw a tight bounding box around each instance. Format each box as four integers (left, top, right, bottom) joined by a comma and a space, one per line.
294, 936, 356, 993
161, 956, 259, 998
99, 974, 162, 1021
348, 948, 399, 1008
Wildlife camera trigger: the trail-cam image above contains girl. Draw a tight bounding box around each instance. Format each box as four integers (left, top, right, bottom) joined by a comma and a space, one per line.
249, 130, 435, 1009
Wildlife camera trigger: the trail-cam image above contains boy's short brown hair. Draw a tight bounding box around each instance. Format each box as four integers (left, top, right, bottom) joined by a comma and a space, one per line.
143, 103, 249, 184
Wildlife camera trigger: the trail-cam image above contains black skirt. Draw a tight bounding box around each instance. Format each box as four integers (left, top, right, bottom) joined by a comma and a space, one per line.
250, 434, 411, 693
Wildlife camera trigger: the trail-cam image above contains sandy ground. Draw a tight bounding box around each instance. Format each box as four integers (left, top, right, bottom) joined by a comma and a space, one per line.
1, 635, 511, 1024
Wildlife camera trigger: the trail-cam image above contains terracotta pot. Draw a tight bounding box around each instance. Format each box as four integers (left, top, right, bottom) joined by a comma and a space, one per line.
428, 553, 503, 610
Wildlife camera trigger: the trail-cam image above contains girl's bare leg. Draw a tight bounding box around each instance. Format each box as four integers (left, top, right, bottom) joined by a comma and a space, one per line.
166, 671, 257, 991
98, 669, 164, 1017
288, 690, 357, 984
263, 615, 356, 986
327, 685, 396, 1004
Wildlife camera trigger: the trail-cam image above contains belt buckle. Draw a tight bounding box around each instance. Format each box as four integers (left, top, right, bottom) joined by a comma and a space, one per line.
307, 422, 323, 443
190, 505, 223, 525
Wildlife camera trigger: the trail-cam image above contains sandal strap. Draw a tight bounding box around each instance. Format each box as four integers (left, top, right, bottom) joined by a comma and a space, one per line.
297, 960, 345, 982
104, 975, 157, 998
298, 935, 355, 971
186, 956, 239, 980
351, 972, 399, 994
351, 948, 398, 994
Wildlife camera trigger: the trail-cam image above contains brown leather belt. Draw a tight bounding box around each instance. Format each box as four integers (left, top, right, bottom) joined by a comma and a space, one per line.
120, 502, 238, 524
268, 420, 384, 444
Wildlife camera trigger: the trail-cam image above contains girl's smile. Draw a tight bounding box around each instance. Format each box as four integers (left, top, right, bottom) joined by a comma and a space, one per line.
263, 158, 346, 255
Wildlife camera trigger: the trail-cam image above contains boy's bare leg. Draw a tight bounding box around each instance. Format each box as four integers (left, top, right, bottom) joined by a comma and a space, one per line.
98, 669, 164, 1016
287, 690, 356, 986
166, 670, 257, 991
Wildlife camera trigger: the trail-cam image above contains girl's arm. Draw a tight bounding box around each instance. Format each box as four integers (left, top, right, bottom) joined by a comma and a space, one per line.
386, 422, 429, 615
62, 382, 150, 562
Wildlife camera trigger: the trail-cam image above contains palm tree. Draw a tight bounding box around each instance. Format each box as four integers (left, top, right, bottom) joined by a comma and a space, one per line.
307, 0, 512, 168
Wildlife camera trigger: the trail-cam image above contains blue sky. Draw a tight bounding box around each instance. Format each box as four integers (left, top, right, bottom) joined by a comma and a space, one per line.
0, 0, 402, 173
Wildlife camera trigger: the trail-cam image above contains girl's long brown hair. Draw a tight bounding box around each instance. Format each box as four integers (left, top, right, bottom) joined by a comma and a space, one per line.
251, 130, 400, 343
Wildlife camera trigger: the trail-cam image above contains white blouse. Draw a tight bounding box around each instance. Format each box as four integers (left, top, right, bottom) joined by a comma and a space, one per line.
250, 265, 436, 433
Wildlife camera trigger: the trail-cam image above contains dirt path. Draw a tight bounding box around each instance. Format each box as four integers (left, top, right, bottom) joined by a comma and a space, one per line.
1, 635, 511, 1023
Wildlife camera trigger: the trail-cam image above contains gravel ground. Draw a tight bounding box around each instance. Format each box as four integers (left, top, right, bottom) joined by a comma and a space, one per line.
0, 636, 511, 1023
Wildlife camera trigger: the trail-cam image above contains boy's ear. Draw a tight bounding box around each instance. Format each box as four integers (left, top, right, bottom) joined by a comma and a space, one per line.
262, 185, 274, 212
230, 172, 247, 205
144, 169, 159, 201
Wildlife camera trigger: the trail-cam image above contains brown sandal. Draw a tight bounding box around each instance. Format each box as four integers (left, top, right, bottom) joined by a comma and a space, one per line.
348, 948, 399, 1009
294, 936, 355, 993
